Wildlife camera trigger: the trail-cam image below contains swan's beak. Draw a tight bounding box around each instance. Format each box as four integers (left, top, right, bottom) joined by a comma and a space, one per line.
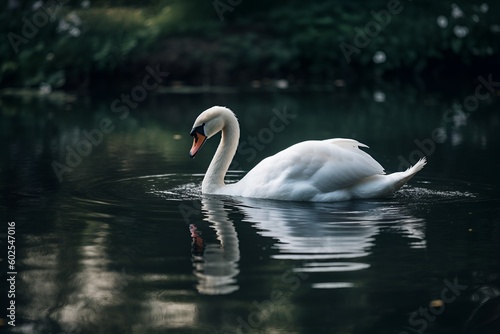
189, 126, 207, 158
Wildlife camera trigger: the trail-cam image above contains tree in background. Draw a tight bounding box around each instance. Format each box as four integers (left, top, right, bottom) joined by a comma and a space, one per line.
1, 0, 499, 90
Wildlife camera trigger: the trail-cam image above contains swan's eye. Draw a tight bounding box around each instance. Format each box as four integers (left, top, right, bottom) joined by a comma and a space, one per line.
190, 123, 206, 143
193, 124, 206, 135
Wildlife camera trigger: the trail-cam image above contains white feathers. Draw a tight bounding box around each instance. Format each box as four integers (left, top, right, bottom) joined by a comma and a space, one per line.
191, 106, 426, 202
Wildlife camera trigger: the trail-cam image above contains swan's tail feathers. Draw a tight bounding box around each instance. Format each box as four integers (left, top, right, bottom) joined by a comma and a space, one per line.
391, 157, 427, 192
406, 157, 427, 174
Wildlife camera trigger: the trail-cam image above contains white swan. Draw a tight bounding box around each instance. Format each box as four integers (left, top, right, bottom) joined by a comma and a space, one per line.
189, 106, 426, 201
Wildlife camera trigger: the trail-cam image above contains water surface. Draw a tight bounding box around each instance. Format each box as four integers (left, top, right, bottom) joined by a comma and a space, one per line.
1, 88, 500, 333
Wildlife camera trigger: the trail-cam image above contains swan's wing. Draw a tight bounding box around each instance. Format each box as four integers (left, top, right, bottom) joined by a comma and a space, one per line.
322, 138, 369, 149
237, 139, 385, 198
283, 139, 385, 191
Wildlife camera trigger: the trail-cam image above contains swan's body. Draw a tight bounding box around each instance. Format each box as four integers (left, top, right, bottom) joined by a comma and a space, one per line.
189, 106, 426, 202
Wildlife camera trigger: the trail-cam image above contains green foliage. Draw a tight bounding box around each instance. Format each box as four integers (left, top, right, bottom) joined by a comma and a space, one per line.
0, 0, 499, 89
210, 0, 500, 82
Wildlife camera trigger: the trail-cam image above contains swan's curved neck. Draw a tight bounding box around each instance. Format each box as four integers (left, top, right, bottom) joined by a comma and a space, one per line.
202, 114, 240, 193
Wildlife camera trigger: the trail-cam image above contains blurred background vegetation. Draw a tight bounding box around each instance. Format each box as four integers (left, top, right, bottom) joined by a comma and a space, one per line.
1, 0, 499, 92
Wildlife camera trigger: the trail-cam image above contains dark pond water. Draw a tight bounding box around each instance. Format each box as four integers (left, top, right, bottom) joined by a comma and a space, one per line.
1, 85, 500, 334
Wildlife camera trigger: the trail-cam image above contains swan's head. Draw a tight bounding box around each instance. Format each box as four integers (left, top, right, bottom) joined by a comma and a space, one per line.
189, 106, 236, 158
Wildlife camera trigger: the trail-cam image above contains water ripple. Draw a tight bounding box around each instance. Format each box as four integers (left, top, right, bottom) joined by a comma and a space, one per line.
67, 173, 496, 292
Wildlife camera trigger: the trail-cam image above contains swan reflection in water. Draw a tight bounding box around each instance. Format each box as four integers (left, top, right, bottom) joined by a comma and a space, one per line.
190, 196, 241, 295
190, 195, 426, 295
